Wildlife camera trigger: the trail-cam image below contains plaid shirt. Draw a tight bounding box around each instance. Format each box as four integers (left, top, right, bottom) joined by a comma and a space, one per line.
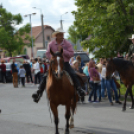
46, 39, 74, 62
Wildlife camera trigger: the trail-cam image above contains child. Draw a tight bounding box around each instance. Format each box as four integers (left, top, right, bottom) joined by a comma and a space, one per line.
19, 65, 26, 87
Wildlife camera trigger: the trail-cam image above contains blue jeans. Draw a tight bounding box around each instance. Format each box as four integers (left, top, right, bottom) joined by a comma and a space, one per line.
101, 78, 106, 97
106, 78, 119, 102
97, 84, 101, 101
88, 82, 98, 102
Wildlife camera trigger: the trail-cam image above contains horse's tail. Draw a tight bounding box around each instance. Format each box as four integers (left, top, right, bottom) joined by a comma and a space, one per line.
71, 89, 79, 114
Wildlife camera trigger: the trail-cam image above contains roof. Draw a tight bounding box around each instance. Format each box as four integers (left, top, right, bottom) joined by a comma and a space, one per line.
23, 25, 55, 43
31, 25, 55, 39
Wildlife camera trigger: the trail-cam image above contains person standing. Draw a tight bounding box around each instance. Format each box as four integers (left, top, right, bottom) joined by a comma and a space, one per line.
0, 60, 6, 83
106, 73, 122, 105
24, 61, 33, 83
19, 65, 26, 87
101, 59, 107, 99
43, 60, 47, 73
96, 58, 103, 74
11, 59, 18, 88
88, 60, 99, 102
33, 58, 41, 86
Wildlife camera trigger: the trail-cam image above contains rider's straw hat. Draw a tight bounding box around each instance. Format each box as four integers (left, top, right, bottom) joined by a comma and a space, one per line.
52, 27, 65, 37
129, 34, 134, 40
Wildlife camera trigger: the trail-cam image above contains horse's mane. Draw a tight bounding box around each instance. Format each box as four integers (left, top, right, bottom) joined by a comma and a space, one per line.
113, 58, 133, 69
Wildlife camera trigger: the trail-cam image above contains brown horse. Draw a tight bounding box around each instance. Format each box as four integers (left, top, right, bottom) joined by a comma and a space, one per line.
46, 49, 78, 134
106, 58, 134, 111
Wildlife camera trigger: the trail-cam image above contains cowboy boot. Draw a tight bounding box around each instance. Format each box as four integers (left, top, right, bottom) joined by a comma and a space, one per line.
76, 86, 86, 97
32, 73, 47, 103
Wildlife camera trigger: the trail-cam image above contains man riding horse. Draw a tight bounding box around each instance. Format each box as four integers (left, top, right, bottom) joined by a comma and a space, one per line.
32, 28, 86, 103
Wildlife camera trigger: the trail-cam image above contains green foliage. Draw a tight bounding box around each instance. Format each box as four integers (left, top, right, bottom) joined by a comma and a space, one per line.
67, 25, 78, 44
72, 0, 134, 58
74, 45, 77, 50
0, 7, 32, 57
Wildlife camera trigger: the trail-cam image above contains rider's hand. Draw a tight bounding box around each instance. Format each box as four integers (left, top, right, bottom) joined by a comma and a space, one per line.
58, 45, 63, 51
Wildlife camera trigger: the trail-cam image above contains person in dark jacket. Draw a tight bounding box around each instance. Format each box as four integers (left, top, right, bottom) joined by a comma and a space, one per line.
23, 61, 33, 83
0, 60, 6, 83
11, 59, 18, 88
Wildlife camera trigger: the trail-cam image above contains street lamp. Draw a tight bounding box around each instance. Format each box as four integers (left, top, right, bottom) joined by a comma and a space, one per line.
33, 7, 45, 49
24, 13, 36, 58
60, 12, 68, 29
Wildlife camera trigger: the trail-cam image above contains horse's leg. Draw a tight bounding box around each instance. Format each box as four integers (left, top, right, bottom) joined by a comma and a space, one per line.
122, 85, 131, 111
129, 89, 134, 109
65, 104, 71, 134
69, 110, 74, 129
50, 103, 59, 134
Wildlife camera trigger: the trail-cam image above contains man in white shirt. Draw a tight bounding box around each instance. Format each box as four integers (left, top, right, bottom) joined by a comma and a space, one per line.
33, 58, 41, 85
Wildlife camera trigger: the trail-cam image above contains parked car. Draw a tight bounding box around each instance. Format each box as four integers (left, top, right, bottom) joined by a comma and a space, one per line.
74, 51, 90, 64
0, 63, 21, 83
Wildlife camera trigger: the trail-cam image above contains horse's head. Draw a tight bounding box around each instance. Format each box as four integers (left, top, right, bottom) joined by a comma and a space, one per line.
50, 48, 64, 79
106, 58, 116, 79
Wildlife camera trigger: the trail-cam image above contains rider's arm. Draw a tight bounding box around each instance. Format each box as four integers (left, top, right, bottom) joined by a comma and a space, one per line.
63, 40, 74, 58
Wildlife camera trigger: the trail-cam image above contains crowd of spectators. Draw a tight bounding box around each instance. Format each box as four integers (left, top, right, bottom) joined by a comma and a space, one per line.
69, 57, 122, 105
0, 57, 49, 88
0, 55, 123, 105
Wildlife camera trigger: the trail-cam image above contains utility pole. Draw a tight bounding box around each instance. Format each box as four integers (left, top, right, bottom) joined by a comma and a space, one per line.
0, 3, 3, 8
33, 7, 46, 49
60, 12, 68, 29
60, 19, 63, 29
24, 13, 36, 58
41, 14, 45, 49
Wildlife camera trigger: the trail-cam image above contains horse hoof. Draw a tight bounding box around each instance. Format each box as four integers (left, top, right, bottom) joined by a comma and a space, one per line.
69, 124, 74, 129
122, 107, 126, 111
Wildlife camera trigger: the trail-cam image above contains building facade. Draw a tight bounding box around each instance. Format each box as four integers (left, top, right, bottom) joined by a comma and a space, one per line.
25, 25, 55, 58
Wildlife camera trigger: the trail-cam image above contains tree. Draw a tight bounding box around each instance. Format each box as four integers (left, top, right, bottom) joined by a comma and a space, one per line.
0, 7, 32, 57
67, 25, 78, 44
72, 0, 134, 57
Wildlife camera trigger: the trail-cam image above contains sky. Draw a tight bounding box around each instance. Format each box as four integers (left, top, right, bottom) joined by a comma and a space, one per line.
0, 0, 77, 38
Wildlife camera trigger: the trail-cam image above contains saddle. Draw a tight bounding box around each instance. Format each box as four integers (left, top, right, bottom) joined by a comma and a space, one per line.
63, 71, 74, 86
63, 71, 87, 87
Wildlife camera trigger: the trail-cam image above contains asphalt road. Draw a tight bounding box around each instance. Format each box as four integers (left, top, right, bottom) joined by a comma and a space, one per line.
0, 83, 134, 134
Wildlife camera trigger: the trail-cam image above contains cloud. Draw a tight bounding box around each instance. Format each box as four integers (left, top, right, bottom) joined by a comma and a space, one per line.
1, 0, 77, 37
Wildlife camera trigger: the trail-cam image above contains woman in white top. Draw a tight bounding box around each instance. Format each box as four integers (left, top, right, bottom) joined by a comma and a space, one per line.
101, 60, 107, 98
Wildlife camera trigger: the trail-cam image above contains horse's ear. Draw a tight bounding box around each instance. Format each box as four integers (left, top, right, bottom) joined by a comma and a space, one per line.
60, 48, 63, 55
50, 48, 54, 56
